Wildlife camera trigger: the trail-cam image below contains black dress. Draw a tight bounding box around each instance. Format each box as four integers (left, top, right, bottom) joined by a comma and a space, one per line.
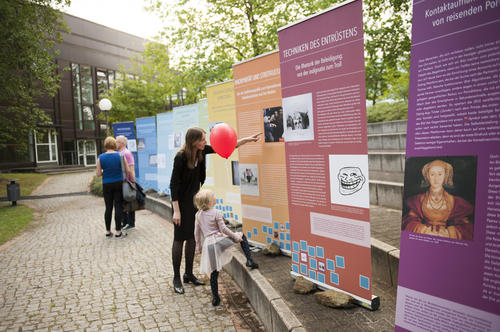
170, 145, 214, 241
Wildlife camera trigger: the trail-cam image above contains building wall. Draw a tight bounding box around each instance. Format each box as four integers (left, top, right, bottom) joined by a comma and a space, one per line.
0, 13, 147, 169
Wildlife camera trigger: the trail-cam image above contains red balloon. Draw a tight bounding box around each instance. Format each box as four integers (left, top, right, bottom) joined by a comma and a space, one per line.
209, 123, 237, 158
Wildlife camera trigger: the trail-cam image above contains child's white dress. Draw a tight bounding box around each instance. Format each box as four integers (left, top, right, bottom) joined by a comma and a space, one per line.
194, 208, 242, 275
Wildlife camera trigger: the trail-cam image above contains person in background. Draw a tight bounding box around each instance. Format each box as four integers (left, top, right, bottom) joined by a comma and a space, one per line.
96, 136, 130, 238
194, 189, 258, 306
170, 126, 261, 294
116, 135, 136, 231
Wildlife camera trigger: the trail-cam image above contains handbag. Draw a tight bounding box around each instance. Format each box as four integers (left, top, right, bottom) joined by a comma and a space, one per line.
120, 153, 136, 202
123, 182, 146, 212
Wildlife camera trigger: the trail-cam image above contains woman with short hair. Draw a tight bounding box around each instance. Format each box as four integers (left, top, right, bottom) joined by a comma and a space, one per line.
96, 136, 130, 237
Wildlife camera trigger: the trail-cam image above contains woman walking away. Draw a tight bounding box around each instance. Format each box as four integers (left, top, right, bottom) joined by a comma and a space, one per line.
170, 126, 260, 294
96, 136, 130, 238
194, 189, 258, 306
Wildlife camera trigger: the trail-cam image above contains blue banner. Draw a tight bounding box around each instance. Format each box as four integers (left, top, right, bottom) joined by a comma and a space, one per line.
112, 121, 138, 178
135, 117, 158, 190
156, 112, 173, 195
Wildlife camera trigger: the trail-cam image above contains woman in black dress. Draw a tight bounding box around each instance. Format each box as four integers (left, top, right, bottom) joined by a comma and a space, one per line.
170, 127, 260, 294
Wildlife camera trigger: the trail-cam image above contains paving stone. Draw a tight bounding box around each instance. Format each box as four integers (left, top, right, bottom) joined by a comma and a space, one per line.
0, 173, 244, 331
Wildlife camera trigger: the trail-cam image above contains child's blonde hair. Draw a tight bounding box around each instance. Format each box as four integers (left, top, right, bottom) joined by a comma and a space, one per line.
194, 189, 215, 211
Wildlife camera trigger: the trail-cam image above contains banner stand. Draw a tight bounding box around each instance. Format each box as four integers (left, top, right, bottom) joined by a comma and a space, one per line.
291, 271, 380, 310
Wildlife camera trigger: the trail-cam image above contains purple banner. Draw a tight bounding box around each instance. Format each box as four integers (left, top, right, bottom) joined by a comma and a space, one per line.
396, 0, 500, 330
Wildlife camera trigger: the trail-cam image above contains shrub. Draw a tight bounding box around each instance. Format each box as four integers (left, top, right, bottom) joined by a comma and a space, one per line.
90, 176, 103, 197
367, 101, 408, 123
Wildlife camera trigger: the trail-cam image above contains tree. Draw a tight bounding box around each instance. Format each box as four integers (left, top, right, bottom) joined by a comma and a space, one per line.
106, 42, 182, 124
147, 0, 338, 97
145, 0, 411, 106
364, 0, 412, 104
0, 0, 70, 158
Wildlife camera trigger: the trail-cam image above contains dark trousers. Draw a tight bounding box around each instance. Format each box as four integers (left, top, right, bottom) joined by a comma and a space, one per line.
103, 181, 123, 232
123, 211, 135, 227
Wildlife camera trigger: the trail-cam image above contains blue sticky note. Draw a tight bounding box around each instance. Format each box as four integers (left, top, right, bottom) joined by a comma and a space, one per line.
360, 275, 370, 290
317, 273, 325, 284
285, 243, 291, 251
279, 232, 285, 240
310, 258, 317, 270
292, 253, 299, 263
220, 199, 223, 204
327, 259, 335, 271
293, 241, 300, 252
263, 225, 268, 233
247, 232, 252, 239
286, 222, 290, 230
336, 256, 345, 268
274, 222, 279, 230
235, 215, 238, 220
308, 246, 315, 257
300, 264, 307, 275
267, 237, 272, 244
292, 264, 299, 273
331, 272, 339, 285
229, 206, 232, 212
316, 246, 324, 259
300, 240, 307, 251
268, 228, 273, 235
309, 270, 316, 280
279, 242, 284, 249
253, 228, 258, 235
216, 199, 220, 204
286, 233, 291, 241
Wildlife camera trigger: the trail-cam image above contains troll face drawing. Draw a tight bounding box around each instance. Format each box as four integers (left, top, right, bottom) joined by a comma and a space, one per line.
338, 167, 365, 195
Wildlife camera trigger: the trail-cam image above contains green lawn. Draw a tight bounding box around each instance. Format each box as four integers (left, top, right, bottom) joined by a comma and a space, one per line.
0, 173, 49, 198
0, 173, 49, 245
0, 202, 34, 245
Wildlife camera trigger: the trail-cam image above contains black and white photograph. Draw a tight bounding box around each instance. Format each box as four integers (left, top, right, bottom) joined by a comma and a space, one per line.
263, 106, 284, 142
231, 161, 240, 186
282, 93, 314, 142
173, 132, 182, 148
137, 138, 145, 150
329, 154, 370, 208
239, 163, 259, 196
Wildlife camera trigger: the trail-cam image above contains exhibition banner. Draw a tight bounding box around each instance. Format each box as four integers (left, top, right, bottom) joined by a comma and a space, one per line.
156, 111, 173, 195
278, 0, 373, 303
206, 81, 243, 227
396, 0, 500, 330
233, 51, 291, 252
171, 104, 199, 170
135, 116, 158, 190
112, 121, 138, 177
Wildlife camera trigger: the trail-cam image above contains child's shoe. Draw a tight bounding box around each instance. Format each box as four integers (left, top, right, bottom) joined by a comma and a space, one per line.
246, 259, 259, 269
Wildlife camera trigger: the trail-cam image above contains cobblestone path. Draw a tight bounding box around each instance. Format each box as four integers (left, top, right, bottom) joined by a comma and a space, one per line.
0, 172, 237, 331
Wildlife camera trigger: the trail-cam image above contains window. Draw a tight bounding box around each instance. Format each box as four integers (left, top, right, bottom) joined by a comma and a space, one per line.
96, 68, 115, 99
34, 130, 58, 163
71, 63, 95, 130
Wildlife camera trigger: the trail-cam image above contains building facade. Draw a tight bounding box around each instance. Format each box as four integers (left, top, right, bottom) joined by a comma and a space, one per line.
1, 13, 146, 169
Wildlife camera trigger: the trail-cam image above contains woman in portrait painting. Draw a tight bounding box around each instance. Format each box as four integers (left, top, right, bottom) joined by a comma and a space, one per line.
402, 160, 474, 240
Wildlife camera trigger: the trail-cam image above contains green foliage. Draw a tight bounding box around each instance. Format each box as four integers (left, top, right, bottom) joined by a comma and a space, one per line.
0, 173, 49, 198
90, 176, 103, 197
0, 203, 34, 245
364, 0, 412, 104
0, 0, 70, 153
366, 101, 408, 123
147, 0, 339, 94
106, 42, 177, 123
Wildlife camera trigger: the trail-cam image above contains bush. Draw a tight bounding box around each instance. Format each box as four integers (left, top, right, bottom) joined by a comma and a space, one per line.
367, 101, 408, 123
90, 176, 103, 197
